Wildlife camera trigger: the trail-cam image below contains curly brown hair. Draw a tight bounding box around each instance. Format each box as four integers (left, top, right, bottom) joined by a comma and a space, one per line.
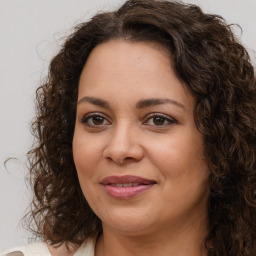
26, 0, 256, 255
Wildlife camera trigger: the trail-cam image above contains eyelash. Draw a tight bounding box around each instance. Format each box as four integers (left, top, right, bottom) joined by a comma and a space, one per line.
81, 112, 110, 127
81, 112, 177, 128
143, 113, 177, 126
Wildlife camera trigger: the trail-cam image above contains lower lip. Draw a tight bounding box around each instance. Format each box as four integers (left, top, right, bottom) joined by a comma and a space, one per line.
103, 184, 155, 199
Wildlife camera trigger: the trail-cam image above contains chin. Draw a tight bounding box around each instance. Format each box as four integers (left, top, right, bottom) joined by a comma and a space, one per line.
99, 209, 160, 235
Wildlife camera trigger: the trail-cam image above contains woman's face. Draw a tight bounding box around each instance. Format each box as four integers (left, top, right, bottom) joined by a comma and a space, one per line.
73, 39, 210, 236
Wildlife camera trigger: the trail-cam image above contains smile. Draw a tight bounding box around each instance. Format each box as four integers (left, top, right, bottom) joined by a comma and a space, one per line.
100, 175, 156, 199
111, 183, 140, 187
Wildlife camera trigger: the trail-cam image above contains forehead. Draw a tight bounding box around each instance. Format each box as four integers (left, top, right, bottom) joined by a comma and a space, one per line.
82, 39, 172, 73
78, 39, 193, 107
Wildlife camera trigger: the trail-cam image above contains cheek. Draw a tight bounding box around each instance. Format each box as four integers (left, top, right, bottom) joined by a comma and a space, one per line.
73, 132, 102, 180
146, 127, 209, 195
149, 130, 205, 169
151, 136, 209, 205
73, 138, 100, 204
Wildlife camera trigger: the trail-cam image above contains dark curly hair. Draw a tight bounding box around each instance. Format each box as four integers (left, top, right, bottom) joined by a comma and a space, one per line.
26, 0, 256, 255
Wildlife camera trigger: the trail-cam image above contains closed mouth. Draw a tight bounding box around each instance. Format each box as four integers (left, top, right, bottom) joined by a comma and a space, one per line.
100, 175, 156, 199
100, 175, 156, 186
110, 183, 141, 187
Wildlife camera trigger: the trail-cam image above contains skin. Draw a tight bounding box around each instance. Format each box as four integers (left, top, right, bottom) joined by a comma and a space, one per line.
70, 39, 210, 256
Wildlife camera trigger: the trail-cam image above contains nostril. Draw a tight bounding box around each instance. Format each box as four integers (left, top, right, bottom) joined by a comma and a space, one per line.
124, 157, 135, 161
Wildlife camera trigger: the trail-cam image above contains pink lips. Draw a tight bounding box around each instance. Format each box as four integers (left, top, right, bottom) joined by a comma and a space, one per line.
100, 175, 156, 199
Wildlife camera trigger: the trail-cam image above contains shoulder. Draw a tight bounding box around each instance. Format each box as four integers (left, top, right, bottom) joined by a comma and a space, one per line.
0, 242, 51, 256
0, 238, 96, 256
46, 238, 95, 256
48, 243, 77, 256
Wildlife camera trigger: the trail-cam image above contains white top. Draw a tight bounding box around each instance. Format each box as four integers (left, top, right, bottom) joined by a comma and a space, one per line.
0, 239, 95, 256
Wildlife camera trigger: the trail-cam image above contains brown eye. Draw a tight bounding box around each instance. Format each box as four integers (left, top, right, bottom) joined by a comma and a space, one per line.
81, 113, 111, 127
143, 113, 176, 127
92, 116, 105, 125
152, 116, 165, 126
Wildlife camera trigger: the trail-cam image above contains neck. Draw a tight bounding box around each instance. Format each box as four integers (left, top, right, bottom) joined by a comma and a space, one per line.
95, 214, 209, 256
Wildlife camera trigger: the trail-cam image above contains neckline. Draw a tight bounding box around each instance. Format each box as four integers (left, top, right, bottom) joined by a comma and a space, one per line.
73, 237, 96, 256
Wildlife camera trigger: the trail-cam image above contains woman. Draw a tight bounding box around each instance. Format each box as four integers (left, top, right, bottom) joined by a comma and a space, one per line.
1, 0, 255, 255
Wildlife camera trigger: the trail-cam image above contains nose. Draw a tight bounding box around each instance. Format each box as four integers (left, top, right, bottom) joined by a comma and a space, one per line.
103, 123, 144, 165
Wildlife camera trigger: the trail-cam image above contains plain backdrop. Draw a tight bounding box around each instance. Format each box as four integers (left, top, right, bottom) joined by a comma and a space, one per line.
0, 0, 255, 251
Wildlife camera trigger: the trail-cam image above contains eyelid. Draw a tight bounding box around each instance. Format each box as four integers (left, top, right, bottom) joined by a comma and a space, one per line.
142, 112, 177, 126
80, 112, 177, 128
81, 112, 111, 126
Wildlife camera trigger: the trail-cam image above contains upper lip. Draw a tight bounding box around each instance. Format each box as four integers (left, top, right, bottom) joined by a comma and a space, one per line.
100, 175, 156, 185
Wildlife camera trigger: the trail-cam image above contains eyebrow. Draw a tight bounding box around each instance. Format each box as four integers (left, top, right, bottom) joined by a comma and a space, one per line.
77, 96, 185, 110
77, 96, 110, 108
136, 98, 186, 110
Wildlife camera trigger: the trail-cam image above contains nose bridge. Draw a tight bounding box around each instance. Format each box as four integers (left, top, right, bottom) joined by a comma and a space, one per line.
103, 120, 143, 163
113, 121, 134, 146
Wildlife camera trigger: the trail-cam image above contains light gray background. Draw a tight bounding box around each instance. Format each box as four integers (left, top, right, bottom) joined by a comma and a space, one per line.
0, 0, 255, 251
